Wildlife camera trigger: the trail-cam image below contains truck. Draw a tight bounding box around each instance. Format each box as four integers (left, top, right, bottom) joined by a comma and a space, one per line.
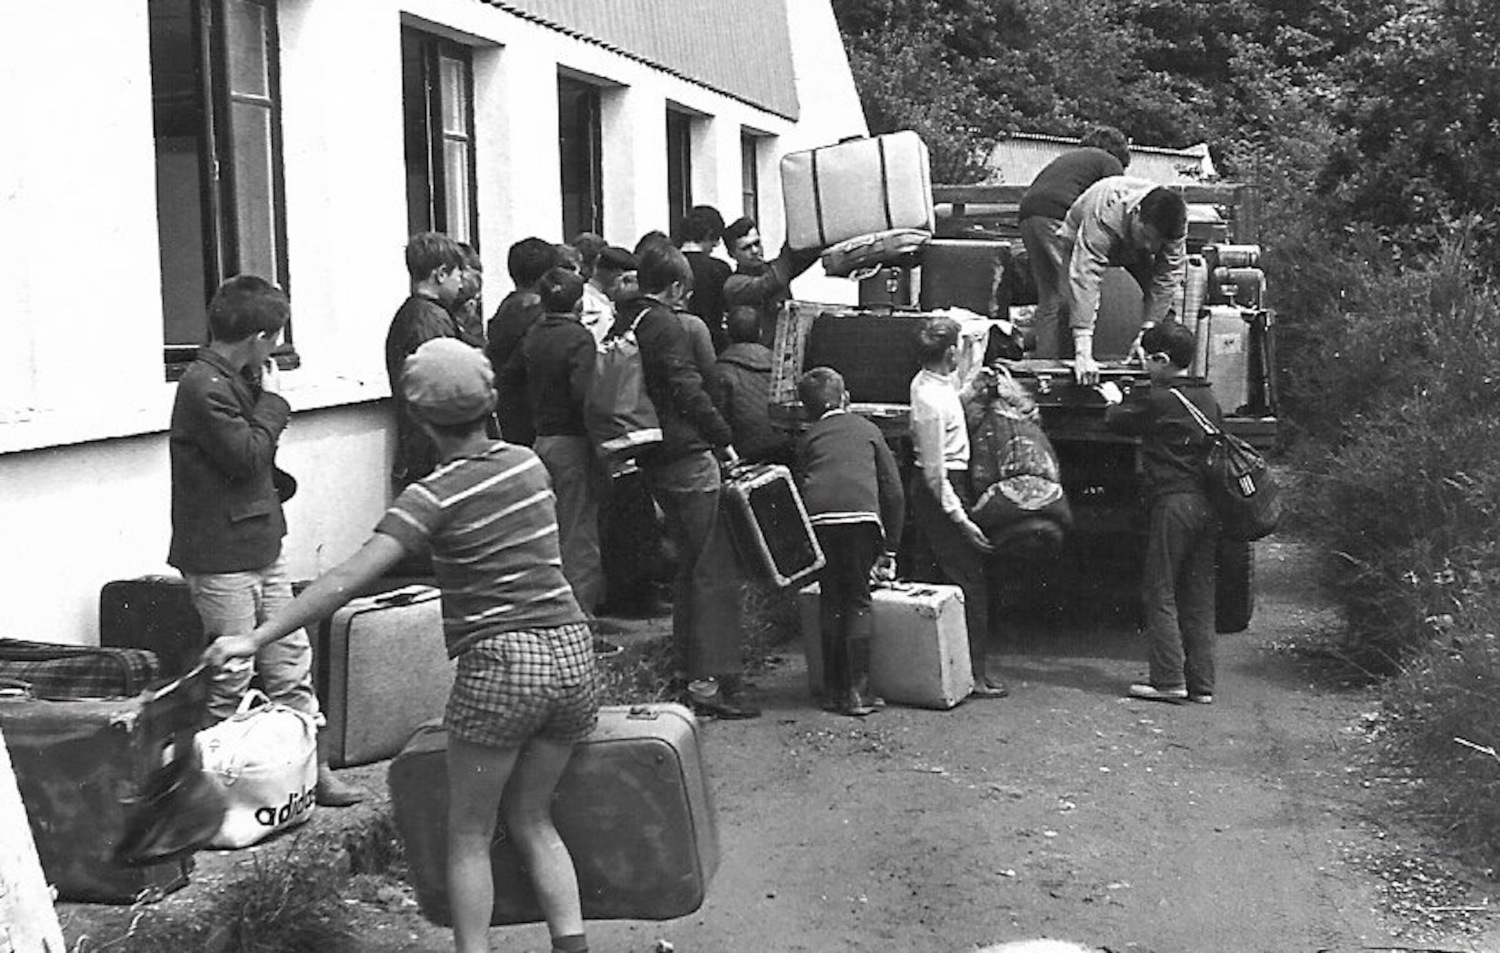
769, 181, 1277, 632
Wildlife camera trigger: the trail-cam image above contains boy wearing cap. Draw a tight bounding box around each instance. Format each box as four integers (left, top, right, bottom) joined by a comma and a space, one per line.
206, 337, 598, 953
580, 245, 634, 344
170, 275, 362, 806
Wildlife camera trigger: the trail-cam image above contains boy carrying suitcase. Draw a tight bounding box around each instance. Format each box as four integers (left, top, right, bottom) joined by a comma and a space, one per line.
206, 338, 599, 953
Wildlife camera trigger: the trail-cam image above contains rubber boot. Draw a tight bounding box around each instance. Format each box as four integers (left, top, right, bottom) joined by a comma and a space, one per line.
820, 623, 848, 712
846, 611, 881, 717
314, 732, 364, 807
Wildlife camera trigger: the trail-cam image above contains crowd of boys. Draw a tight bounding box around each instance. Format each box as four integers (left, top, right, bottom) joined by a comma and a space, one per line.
176, 152, 1220, 950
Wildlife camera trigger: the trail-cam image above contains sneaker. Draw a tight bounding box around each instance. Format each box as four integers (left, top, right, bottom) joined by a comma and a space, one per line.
1188, 693, 1214, 705
1127, 683, 1188, 704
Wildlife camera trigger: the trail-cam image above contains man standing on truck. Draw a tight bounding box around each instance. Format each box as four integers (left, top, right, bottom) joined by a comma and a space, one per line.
1018, 126, 1131, 360
1061, 177, 1187, 385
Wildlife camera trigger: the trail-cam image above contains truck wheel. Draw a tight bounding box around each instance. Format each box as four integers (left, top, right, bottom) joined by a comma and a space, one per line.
1215, 539, 1255, 633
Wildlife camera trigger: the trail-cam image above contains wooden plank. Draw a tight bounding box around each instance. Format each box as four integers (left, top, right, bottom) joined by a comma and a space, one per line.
0, 726, 66, 953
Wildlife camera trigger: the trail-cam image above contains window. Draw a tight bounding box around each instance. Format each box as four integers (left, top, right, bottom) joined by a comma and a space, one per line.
150, 0, 289, 376
666, 108, 693, 237
741, 131, 761, 221
402, 29, 478, 244
558, 76, 603, 240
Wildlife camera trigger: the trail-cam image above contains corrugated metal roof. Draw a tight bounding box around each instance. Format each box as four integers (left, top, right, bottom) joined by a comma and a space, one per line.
481, 0, 799, 120
986, 133, 1216, 186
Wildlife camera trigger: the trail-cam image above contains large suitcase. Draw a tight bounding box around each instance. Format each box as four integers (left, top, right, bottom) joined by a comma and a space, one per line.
917, 239, 1013, 318
316, 584, 455, 768
0, 639, 160, 699
800, 581, 974, 709
722, 464, 825, 589
389, 703, 718, 925
99, 575, 207, 679
0, 687, 201, 902
802, 310, 925, 404
781, 131, 934, 251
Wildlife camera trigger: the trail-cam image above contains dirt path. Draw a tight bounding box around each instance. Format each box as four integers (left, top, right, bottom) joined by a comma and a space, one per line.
57, 541, 1500, 952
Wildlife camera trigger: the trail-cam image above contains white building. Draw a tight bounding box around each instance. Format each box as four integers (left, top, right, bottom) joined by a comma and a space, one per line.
0, 0, 866, 645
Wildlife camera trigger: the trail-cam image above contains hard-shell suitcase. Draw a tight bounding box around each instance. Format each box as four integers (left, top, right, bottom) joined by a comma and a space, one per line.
800, 581, 974, 709
721, 464, 825, 589
917, 239, 1013, 318
781, 131, 934, 251
99, 575, 206, 679
0, 687, 201, 902
316, 584, 454, 768
0, 639, 160, 699
389, 703, 718, 925
802, 310, 925, 404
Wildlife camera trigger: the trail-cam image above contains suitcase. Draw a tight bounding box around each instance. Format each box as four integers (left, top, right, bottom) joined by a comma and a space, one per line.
917, 239, 1013, 318
100, 575, 207, 679
1193, 305, 1254, 412
722, 464, 825, 589
781, 131, 934, 251
316, 584, 455, 768
800, 581, 974, 709
0, 639, 161, 699
0, 687, 201, 902
802, 310, 925, 404
858, 267, 919, 307
389, 703, 718, 925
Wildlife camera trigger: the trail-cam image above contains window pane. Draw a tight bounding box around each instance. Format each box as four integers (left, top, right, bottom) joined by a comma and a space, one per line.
666, 110, 691, 237
741, 133, 760, 220
439, 55, 469, 137
224, 0, 269, 98
558, 76, 602, 239
402, 30, 435, 237
231, 100, 278, 281
443, 140, 472, 244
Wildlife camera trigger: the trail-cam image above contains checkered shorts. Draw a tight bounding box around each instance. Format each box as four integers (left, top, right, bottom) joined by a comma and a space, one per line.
445, 623, 601, 748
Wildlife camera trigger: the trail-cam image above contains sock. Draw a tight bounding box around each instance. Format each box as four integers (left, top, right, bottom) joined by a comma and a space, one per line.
551, 934, 588, 953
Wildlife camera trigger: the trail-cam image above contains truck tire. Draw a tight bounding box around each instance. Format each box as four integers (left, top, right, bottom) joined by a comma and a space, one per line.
1216, 538, 1255, 633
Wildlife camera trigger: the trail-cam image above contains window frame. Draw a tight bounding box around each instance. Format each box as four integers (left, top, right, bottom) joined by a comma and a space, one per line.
557, 74, 604, 240
740, 130, 761, 222
402, 27, 480, 245
666, 107, 693, 237
153, 0, 293, 380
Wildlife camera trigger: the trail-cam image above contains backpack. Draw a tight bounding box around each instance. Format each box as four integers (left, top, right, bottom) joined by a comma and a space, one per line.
1170, 388, 1281, 541
585, 312, 662, 476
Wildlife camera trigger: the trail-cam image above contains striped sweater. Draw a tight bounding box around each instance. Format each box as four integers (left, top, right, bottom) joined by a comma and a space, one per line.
377, 442, 585, 657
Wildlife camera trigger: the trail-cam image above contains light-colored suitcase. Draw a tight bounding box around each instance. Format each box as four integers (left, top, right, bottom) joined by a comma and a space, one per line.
1194, 305, 1253, 411
781, 131, 935, 251
800, 581, 974, 709
389, 704, 718, 925
318, 584, 455, 768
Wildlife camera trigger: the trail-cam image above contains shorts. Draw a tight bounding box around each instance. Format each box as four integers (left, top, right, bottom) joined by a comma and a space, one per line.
445, 623, 601, 748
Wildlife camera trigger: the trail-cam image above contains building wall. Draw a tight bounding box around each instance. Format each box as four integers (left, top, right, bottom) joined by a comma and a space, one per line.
0, 0, 864, 645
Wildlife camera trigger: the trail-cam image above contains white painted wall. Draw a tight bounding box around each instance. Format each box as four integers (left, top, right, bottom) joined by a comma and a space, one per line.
0, 0, 866, 644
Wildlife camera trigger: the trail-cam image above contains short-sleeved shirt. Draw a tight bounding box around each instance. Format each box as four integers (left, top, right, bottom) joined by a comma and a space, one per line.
377, 442, 586, 657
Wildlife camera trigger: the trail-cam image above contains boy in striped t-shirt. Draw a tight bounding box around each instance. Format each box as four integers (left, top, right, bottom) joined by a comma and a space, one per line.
205, 338, 597, 953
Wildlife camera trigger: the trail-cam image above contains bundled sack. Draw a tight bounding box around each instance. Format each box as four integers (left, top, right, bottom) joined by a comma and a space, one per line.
195, 690, 318, 848
968, 369, 1072, 555
1170, 390, 1281, 541
820, 228, 930, 279
585, 313, 662, 476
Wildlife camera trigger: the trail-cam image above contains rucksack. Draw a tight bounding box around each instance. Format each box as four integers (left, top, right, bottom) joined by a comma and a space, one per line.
585, 312, 662, 476
1170, 388, 1281, 541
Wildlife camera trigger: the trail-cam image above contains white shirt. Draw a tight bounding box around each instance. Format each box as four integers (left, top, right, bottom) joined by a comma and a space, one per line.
909, 367, 969, 519
580, 282, 615, 344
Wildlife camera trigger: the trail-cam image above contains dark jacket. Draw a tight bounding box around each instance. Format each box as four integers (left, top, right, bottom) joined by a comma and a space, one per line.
168, 348, 290, 573
683, 250, 732, 351
707, 342, 787, 464
795, 410, 905, 543
385, 293, 476, 485
609, 296, 732, 463
486, 290, 545, 445
499, 312, 595, 439
1018, 148, 1125, 223
1104, 378, 1223, 501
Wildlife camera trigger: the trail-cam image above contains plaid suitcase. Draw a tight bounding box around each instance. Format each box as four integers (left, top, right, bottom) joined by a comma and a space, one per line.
390, 704, 718, 925
721, 463, 825, 588
0, 639, 161, 699
0, 686, 201, 902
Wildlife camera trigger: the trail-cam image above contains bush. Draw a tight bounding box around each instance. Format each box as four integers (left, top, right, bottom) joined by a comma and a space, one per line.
1291, 237, 1500, 672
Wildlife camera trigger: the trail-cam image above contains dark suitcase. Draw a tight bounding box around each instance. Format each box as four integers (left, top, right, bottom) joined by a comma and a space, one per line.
918, 238, 1012, 317
389, 703, 718, 925
0, 687, 202, 902
0, 639, 160, 699
315, 585, 454, 768
802, 310, 925, 404
99, 576, 206, 679
721, 463, 825, 589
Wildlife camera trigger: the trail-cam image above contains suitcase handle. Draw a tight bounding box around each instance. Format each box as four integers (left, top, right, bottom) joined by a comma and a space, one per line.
626, 705, 660, 721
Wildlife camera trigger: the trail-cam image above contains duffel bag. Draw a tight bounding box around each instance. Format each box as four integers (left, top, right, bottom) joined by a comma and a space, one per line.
969, 371, 1071, 553
1170, 389, 1281, 541
195, 690, 318, 848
